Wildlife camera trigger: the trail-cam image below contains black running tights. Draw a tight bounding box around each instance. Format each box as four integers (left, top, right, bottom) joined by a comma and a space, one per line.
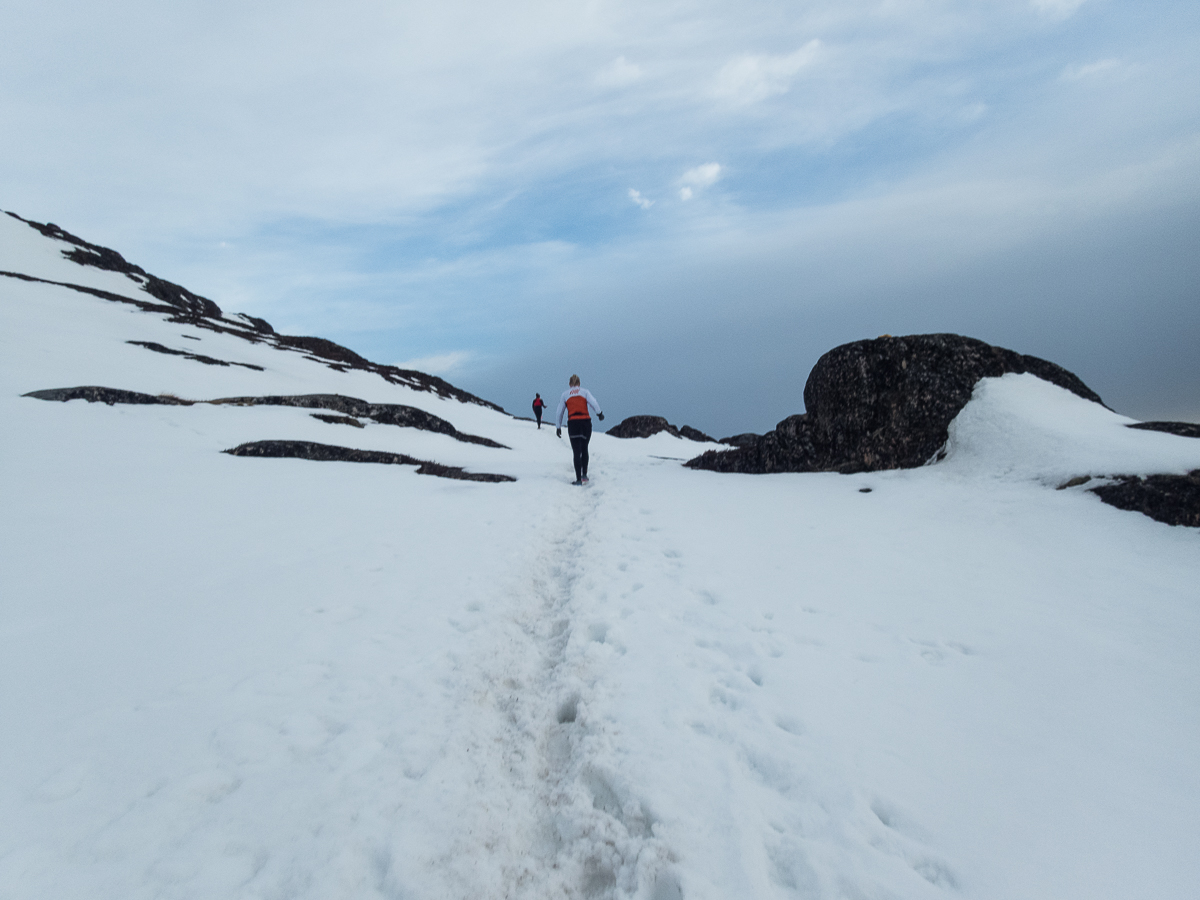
567, 418, 592, 480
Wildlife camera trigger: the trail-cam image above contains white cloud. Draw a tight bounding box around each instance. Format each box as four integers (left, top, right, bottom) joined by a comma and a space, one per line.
679, 163, 721, 200
713, 40, 821, 105
629, 188, 654, 209
595, 56, 643, 88
1030, 0, 1089, 20
681, 163, 722, 188
396, 350, 473, 375
1061, 58, 1122, 81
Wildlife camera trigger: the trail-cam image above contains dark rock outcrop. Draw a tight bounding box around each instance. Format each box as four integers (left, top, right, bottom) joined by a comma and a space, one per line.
1090, 471, 1200, 527
24, 387, 506, 448
1127, 421, 1200, 439
209, 394, 507, 447
687, 333, 1105, 475
607, 416, 715, 442
679, 425, 716, 443
224, 441, 515, 483
22, 386, 192, 405
127, 340, 265, 371
608, 416, 680, 439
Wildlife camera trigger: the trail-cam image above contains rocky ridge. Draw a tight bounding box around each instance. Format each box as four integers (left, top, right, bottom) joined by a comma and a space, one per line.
2, 211, 503, 411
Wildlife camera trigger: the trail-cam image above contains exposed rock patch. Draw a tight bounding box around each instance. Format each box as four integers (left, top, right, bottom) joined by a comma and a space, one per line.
22, 386, 193, 406
24, 387, 506, 447
1127, 421, 1200, 439
687, 333, 1105, 475
209, 394, 507, 447
127, 340, 265, 371
224, 441, 515, 483
1089, 471, 1200, 527
607, 415, 714, 442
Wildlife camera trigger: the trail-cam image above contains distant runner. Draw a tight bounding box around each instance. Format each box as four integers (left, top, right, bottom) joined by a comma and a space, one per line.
532, 393, 546, 429
556, 375, 604, 485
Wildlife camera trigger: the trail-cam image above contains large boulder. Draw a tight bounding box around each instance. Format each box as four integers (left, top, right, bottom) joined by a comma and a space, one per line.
608, 415, 679, 439
687, 333, 1104, 474
607, 416, 715, 442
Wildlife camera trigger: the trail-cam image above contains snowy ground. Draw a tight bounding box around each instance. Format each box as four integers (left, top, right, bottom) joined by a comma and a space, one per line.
2, 213, 1199, 899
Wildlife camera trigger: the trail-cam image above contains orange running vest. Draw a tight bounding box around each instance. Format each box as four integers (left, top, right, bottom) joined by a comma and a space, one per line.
566, 394, 591, 420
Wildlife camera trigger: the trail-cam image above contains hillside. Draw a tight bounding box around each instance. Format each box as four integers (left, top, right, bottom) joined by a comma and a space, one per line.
2, 211, 1198, 900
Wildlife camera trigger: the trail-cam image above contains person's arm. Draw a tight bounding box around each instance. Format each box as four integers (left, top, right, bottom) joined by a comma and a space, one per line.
556, 394, 567, 429
585, 389, 604, 420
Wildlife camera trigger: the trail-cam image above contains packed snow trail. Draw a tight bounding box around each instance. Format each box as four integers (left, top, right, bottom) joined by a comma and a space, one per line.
398, 471, 682, 898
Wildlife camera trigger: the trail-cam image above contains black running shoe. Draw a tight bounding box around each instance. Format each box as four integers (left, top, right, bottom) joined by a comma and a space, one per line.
571, 479, 583, 486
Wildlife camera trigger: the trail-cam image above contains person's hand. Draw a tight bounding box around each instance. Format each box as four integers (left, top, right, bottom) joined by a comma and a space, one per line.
556, 428, 561, 438
598, 412, 605, 421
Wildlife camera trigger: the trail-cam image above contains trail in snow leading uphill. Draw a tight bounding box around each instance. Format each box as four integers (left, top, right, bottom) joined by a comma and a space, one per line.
416, 476, 682, 900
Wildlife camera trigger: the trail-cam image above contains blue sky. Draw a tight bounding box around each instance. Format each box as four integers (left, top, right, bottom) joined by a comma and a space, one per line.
3, 0, 1198, 435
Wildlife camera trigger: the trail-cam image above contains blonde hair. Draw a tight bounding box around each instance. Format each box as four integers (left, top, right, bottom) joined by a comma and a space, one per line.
569, 374, 580, 386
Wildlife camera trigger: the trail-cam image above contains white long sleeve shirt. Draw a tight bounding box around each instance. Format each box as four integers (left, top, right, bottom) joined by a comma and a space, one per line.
556, 386, 602, 428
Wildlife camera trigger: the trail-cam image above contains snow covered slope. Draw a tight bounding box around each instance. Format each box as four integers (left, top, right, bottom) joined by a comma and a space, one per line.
2, 211, 1198, 900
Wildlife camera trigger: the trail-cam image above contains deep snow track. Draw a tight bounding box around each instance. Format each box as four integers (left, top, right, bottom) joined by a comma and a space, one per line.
432, 480, 681, 900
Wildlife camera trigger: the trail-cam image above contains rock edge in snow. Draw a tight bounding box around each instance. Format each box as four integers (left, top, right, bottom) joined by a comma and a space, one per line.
223, 440, 516, 482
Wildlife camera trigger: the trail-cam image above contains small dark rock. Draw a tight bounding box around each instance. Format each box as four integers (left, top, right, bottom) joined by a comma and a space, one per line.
1090, 471, 1200, 527
1057, 475, 1093, 490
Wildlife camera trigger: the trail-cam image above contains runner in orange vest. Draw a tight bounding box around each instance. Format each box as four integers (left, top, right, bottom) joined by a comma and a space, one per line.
555, 374, 604, 485
532, 393, 546, 428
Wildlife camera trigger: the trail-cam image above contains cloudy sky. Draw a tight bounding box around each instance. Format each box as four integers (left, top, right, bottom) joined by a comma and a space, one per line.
4, 0, 1198, 435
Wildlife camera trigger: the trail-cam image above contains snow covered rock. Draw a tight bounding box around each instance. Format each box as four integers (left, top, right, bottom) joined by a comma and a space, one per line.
687, 333, 1104, 475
